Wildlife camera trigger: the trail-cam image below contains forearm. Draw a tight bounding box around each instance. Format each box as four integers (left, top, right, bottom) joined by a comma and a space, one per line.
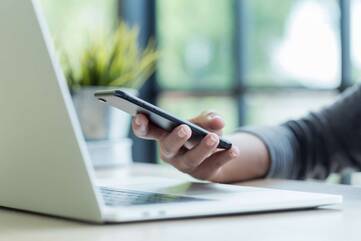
240, 84, 361, 180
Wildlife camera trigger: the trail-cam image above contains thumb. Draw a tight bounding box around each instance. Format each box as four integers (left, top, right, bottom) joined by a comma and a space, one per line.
190, 111, 225, 136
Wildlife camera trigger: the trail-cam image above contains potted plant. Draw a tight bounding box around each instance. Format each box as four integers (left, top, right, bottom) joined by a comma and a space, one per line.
61, 22, 158, 166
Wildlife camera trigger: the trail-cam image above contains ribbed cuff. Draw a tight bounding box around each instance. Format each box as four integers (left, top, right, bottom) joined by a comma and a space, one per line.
238, 126, 298, 179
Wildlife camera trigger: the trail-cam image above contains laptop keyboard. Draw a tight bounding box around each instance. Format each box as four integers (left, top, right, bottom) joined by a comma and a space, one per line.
99, 187, 208, 207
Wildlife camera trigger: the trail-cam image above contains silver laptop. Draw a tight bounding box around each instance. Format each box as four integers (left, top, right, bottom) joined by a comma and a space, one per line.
0, 0, 341, 223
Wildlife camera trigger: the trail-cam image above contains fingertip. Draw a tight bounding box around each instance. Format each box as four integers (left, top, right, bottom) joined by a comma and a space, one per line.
202, 112, 224, 130
181, 124, 192, 137
212, 115, 224, 123
134, 114, 142, 126
174, 124, 192, 140
209, 132, 219, 139
209, 116, 225, 129
205, 133, 219, 147
133, 114, 149, 137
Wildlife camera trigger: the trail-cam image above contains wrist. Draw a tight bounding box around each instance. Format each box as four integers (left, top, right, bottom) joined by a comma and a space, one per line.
221, 132, 270, 182
237, 133, 270, 178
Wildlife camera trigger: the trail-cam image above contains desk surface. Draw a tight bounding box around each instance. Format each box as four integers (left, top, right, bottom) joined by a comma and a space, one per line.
1, 164, 360, 241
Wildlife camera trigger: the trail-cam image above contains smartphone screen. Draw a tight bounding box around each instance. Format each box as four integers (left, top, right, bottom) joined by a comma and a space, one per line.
95, 90, 232, 150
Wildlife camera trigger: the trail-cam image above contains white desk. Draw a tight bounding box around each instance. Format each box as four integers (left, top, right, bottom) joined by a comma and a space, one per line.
1, 164, 359, 241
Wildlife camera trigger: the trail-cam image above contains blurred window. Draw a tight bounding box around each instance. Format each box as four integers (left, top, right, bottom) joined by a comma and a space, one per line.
39, 0, 117, 59
157, 0, 239, 134
157, 0, 235, 90
243, 0, 340, 124
245, 91, 337, 125
246, 0, 340, 89
156, 0, 346, 130
39, 0, 357, 163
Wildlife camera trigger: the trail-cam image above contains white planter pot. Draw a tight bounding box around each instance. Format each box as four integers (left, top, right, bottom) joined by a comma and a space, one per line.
71, 86, 136, 167
72, 86, 136, 141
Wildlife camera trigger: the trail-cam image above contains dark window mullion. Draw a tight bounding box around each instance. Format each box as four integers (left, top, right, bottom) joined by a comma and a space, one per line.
234, 0, 247, 126
119, 0, 158, 163
339, 0, 352, 91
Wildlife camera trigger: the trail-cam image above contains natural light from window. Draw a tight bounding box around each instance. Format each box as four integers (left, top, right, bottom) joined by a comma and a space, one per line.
273, 0, 340, 88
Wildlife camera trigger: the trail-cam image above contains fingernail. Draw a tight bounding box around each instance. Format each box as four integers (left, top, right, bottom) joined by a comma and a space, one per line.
207, 112, 216, 120
139, 125, 147, 135
230, 148, 239, 158
206, 134, 218, 146
177, 127, 188, 138
208, 113, 222, 122
135, 115, 142, 126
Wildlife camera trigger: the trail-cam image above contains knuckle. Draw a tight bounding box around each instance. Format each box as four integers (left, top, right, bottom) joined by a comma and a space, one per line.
212, 158, 226, 169
158, 132, 168, 141
160, 145, 174, 159
197, 145, 217, 159
187, 152, 207, 166
176, 161, 196, 174
160, 150, 173, 161
160, 154, 170, 162
191, 158, 226, 182
207, 169, 226, 183
198, 168, 221, 182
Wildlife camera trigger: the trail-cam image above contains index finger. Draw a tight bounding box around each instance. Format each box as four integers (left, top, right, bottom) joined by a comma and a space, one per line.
132, 113, 167, 140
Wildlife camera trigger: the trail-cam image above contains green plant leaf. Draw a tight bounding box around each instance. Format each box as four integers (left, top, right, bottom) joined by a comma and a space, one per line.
60, 21, 158, 90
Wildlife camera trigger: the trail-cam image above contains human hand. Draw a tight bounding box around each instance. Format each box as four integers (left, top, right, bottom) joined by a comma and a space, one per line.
131, 111, 240, 182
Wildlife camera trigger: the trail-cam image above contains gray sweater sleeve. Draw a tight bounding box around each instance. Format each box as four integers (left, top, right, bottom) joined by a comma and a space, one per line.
240, 84, 361, 180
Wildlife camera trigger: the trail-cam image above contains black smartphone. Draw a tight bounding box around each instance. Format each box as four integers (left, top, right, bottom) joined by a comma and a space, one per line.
94, 90, 232, 150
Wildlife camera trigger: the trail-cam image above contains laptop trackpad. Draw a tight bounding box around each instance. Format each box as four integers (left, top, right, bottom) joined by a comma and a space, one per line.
152, 182, 263, 199
100, 176, 263, 199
